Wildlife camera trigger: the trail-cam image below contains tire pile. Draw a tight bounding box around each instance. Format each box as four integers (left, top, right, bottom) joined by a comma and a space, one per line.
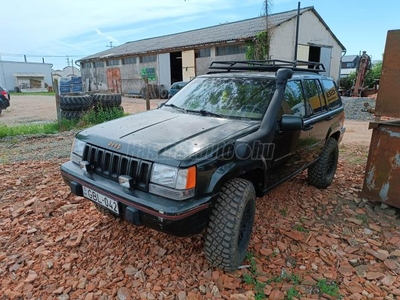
60, 93, 123, 120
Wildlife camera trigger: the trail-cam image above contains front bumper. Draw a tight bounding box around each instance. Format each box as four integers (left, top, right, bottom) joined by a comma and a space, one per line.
60, 161, 214, 236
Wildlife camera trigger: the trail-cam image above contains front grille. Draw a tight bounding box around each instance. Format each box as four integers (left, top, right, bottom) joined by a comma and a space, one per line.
83, 144, 152, 191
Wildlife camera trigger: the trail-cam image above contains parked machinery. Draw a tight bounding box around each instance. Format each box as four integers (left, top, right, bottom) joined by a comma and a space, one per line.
352, 51, 372, 97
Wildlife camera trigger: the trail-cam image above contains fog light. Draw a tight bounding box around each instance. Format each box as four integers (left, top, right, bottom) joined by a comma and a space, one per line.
79, 161, 91, 173
119, 175, 133, 188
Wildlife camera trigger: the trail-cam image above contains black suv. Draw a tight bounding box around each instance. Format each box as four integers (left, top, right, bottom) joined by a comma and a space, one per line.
0, 85, 10, 115
61, 60, 345, 270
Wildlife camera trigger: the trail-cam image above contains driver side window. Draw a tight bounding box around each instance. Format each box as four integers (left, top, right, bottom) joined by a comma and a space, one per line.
284, 80, 306, 117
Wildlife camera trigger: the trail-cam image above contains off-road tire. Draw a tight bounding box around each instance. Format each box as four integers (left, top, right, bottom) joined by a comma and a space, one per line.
308, 138, 339, 188
204, 178, 256, 271
60, 110, 85, 120
92, 93, 122, 108
160, 89, 169, 99
60, 94, 92, 111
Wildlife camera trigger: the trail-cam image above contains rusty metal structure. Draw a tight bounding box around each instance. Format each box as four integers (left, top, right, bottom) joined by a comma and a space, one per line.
351, 51, 371, 97
362, 30, 400, 208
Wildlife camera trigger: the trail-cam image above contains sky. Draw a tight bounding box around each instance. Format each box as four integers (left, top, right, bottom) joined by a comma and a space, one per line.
1, 0, 398, 70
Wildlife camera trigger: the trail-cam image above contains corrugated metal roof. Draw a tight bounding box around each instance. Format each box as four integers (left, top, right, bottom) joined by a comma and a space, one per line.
80, 6, 345, 62
342, 55, 359, 63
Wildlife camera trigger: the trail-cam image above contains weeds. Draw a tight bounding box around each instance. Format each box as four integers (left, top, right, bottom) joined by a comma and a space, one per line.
287, 287, 300, 300
80, 106, 125, 126
317, 279, 341, 298
292, 224, 309, 233
0, 106, 125, 138
243, 252, 266, 299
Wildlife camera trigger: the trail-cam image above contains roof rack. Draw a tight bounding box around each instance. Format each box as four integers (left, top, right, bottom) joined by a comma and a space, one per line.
207, 59, 326, 73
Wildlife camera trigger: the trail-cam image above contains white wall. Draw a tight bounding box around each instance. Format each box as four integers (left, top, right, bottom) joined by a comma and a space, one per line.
269, 10, 344, 81
0, 61, 53, 91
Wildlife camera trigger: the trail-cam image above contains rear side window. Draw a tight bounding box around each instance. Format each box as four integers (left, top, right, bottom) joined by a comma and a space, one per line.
284, 80, 306, 117
303, 79, 326, 116
321, 79, 341, 109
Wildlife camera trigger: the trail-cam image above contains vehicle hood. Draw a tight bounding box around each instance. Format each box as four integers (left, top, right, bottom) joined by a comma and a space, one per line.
77, 109, 259, 166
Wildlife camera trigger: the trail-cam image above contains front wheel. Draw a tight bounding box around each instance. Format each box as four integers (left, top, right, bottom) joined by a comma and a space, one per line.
204, 178, 255, 271
308, 138, 339, 188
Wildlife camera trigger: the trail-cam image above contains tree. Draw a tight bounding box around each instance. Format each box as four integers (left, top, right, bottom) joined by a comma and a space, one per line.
246, 1, 273, 60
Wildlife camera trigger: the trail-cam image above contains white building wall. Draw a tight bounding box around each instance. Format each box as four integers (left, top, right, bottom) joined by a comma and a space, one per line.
269, 10, 343, 81
0, 61, 53, 91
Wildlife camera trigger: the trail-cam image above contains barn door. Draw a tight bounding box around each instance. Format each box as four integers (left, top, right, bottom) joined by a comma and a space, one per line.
158, 53, 171, 89
296, 45, 310, 68
106, 68, 121, 93
182, 50, 196, 81
320, 47, 332, 75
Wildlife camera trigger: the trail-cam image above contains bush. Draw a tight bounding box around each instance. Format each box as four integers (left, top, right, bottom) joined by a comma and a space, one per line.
79, 106, 125, 126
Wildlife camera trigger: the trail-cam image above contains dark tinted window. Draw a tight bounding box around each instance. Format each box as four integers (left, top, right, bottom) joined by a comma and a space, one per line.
303, 79, 326, 116
284, 80, 306, 117
321, 79, 341, 109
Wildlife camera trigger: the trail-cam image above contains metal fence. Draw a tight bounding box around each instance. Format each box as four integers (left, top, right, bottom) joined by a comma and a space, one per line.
0, 93, 164, 126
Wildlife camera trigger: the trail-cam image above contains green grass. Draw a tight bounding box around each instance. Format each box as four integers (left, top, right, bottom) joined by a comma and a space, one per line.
0, 107, 125, 138
0, 122, 64, 138
10, 92, 55, 96
287, 287, 300, 300
317, 279, 341, 298
79, 106, 126, 126
292, 224, 309, 233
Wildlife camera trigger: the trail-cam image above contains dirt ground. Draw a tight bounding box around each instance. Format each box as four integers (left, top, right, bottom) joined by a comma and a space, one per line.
0, 95, 164, 125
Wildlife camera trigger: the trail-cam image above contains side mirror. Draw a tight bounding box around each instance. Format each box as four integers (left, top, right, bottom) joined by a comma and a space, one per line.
280, 114, 303, 131
157, 102, 166, 109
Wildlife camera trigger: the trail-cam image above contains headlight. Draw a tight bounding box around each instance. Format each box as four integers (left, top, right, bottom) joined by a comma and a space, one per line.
150, 163, 196, 200
70, 139, 86, 164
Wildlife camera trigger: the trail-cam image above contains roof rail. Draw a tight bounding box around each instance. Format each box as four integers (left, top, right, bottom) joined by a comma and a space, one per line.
207, 60, 326, 73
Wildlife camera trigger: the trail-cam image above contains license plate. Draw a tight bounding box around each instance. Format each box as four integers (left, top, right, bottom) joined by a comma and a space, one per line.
83, 186, 120, 215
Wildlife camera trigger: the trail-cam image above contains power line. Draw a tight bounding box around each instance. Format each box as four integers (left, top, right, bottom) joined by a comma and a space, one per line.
0, 53, 86, 58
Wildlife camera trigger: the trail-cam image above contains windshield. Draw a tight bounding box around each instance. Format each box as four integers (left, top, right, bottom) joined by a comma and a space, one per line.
165, 76, 276, 120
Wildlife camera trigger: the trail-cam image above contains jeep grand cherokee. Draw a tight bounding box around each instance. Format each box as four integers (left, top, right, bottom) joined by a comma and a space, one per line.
61, 60, 345, 270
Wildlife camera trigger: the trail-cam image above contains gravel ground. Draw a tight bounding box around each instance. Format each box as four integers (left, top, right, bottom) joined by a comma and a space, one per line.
1, 100, 400, 299
342, 96, 376, 121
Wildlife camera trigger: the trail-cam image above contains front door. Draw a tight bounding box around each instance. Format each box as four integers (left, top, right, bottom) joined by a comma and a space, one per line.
106, 68, 121, 93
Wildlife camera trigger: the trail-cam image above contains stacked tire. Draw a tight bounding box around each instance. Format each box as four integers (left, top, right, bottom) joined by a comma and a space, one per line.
60, 93, 123, 120
60, 94, 92, 120
92, 93, 122, 110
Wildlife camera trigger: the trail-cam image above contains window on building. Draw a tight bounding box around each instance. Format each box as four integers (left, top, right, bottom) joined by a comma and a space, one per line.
140, 55, 157, 63
122, 57, 136, 65
196, 48, 211, 58
216, 45, 247, 56
346, 62, 353, 68
106, 59, 120, 66
93, 61, 104, 68
82, 62, 91, 69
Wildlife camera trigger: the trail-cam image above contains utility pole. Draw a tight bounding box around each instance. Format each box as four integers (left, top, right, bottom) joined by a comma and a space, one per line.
66, 56, 70, 67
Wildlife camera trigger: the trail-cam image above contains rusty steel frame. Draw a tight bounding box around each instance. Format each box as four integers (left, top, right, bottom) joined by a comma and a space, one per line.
374, 30, 400, 118
362, 30, 400, 208
362, 121, 400, 208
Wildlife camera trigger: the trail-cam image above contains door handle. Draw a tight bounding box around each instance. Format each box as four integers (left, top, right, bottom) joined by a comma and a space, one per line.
303, 125, 313, 131
325, 116, 333, 121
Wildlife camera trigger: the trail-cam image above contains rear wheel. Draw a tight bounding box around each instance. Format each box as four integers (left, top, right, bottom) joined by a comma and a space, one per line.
204, 178, 255, 271
308, 138, 339, 188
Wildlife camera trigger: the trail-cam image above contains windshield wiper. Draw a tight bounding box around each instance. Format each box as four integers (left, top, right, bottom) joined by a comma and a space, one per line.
185, 109, 224, 118
164, 103, 187, 113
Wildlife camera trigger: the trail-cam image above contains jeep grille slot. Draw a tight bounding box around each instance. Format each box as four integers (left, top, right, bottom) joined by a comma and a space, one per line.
84, 144, 152, 191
